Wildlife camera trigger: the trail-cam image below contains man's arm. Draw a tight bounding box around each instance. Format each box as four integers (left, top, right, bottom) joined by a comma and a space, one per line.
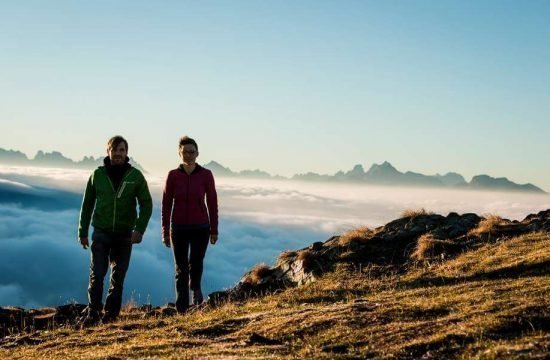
134, 173, 153, 237
78, 174, 96, 247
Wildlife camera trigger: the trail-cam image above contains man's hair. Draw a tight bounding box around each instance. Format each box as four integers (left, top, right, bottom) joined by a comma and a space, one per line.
179, 136, 198, 151
107, 135, 129, 152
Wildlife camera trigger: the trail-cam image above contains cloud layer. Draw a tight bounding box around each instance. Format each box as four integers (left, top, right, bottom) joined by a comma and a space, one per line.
1, 166, 549, 307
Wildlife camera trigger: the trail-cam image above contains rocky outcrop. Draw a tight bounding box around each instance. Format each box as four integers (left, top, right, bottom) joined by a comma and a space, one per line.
0, 303, 188, 340
208, 209, 550, 305
0, 304, 86, 338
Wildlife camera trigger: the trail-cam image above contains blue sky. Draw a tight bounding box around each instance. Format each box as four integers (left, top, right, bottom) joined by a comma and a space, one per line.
1, 1, 549, 189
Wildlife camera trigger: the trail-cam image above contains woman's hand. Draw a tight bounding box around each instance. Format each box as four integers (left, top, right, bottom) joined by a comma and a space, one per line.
210, 234, 218, 245
162, 236, 171, 248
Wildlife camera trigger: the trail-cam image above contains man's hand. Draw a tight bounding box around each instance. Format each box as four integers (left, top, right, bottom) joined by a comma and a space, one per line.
162, 236, 171, 248
79, 237, 89, 249
210, 234, 218, 245
130, 231, 143, 244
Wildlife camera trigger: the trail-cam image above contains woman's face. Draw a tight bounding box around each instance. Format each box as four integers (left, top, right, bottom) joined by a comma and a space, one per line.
180, 144, 198, 164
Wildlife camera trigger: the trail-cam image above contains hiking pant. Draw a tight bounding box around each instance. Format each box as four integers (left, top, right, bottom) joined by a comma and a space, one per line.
88, 228, 132, 318
171, 225, 210, 312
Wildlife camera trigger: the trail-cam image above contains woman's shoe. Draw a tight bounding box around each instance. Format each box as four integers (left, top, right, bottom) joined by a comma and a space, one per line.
192, 289, 203, 305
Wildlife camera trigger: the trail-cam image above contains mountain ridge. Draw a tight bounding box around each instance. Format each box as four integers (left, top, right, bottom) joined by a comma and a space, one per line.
0, 148, 146, 173
0, 148, 545, 193
202, 160, 546, 194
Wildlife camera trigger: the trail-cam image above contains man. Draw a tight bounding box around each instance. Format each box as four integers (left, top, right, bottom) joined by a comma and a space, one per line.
78, 136, 152, 325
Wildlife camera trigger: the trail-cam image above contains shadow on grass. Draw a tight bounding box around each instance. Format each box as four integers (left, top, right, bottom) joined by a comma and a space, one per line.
401, 260, 550, 290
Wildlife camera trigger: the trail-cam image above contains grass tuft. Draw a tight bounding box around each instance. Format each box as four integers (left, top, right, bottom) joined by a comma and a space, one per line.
411, 234, 454, 261
244, 264, 273, 285
401, 208, 433, 218
468, 214, 505, 236
276, 250, 297, 265
337, 226, 372, 247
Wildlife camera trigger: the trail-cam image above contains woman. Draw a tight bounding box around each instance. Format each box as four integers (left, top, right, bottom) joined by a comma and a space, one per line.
161, 136, 218, 313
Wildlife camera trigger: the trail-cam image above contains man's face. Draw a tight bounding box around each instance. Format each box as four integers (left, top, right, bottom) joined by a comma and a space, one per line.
108, 142, 127, 165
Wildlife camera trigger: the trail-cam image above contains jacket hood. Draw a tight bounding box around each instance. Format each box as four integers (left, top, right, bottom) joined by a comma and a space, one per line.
177, 163, 203, 175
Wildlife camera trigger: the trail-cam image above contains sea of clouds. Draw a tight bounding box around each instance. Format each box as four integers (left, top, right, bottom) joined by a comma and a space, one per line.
1, 165, 548, 308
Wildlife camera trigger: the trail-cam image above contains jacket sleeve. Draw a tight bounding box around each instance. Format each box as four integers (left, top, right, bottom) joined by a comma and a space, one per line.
161, 172, 174, 239
134, 173, 153, 234
205, 170, 218, 235
78, 174, 96, 238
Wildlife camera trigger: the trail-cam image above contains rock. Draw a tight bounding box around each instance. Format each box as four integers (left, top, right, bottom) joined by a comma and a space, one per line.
224, 210, 550, 303
206, 291, 231, 306
0, 307, 25, 337
309, 242, 324, 251
54, 304, 87, 323
160, 306, 177, 317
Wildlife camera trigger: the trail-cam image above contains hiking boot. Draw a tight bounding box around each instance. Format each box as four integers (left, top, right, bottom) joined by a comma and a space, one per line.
175, 306, 189, 315
191, 289, 203, 305
101, 312, 117, 324
79, 308, 101, 328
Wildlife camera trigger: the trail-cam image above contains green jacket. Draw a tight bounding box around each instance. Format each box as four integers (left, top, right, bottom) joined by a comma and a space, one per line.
78, 166, 153, 238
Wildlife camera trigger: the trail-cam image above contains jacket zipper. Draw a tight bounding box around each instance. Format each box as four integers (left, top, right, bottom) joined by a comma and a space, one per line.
117, 182, 127, 199
186, 173, 191, 224
106, 176, 116, 231
107, 168, 134, 232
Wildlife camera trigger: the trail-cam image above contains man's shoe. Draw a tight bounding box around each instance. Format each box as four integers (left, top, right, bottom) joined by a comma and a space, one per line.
101, 312, 117, 324
191, 289, 203, 305
79, 308, 101, 328
176, 306, 189, 315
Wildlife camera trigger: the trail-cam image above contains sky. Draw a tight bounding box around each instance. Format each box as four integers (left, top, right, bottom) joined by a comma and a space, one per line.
1, 165, 548, 307
1, 1, 549, 190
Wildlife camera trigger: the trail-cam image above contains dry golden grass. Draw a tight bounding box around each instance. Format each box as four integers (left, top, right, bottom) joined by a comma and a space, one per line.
337, 226, 372, 247
243, 263, 273, 285
417, 231, 549, 280
2, 232, 549, 359
467, 214, 505, 236
410, 234, 454, 261
297, 250, 315, 271
276, 250, 297, 265
400, 208, 433, 218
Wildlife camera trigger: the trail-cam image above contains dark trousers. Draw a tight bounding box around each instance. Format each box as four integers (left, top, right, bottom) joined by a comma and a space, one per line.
88, 228, 132, 318
171, 226, 210, 312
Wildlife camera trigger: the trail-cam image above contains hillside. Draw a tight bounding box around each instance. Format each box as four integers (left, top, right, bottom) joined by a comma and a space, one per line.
1, 210, 549, 359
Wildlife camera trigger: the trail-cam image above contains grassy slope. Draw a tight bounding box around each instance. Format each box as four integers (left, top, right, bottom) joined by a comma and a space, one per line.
3, 232, 549, 359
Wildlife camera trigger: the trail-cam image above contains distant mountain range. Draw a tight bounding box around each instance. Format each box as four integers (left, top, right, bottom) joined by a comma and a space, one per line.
203, 160, 546, 194
0, 149, 544, 193
0, 148, 146, 173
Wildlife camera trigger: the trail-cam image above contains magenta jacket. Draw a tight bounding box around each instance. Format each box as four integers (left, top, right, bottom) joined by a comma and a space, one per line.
161, 164, 218, 237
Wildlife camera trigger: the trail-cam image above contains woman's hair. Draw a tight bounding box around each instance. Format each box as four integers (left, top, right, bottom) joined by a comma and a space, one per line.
179, 136, 198, 151
107, 135, 128, 152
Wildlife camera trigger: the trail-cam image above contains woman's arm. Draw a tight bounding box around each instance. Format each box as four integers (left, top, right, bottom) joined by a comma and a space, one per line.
205, 170, 218, 236
161, 172, 174, 245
